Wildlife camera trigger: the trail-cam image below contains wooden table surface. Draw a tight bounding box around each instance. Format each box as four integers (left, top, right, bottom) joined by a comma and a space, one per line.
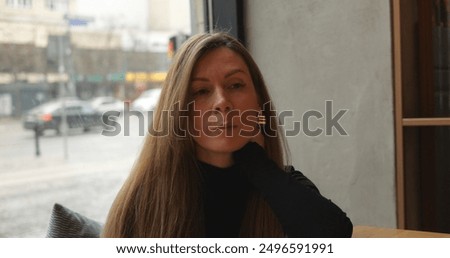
353, 226, 450, 238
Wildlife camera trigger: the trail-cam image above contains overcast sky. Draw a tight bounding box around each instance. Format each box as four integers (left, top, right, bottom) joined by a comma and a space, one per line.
74, 0, 148, 30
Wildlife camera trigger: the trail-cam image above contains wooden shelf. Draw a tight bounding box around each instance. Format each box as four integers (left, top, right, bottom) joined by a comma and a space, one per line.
353, 226, 450, 238
403, 117, 450, 126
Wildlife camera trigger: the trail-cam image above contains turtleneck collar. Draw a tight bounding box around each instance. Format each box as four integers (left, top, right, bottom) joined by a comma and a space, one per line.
197, 160, 250, 237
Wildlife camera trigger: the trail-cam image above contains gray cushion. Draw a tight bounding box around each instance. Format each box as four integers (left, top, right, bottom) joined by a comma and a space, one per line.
46, 203, 103, 238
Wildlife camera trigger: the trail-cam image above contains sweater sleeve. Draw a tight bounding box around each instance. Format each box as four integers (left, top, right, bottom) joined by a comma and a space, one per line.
233, 142, 353, 238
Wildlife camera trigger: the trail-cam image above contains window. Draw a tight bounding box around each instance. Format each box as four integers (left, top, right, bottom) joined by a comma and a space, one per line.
0, 0, 193, 237
5, 0, 32, 8
45, 0, 67, 11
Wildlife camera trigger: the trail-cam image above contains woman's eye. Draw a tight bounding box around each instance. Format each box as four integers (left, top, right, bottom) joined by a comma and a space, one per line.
229, 83, 244, 89
193, 88, 209, 96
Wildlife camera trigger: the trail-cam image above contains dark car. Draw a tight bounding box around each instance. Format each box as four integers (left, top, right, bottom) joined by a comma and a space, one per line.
23, 98, 102, 134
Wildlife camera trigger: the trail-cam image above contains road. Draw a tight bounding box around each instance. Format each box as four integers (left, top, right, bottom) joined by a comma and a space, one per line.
0, 116, 148, 237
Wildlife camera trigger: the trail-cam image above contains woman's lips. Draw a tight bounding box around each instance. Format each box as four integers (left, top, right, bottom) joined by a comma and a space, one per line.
211, 124, 238, 131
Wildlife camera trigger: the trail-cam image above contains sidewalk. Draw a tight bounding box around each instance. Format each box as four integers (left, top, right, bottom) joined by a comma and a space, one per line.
0, 117, 143, 237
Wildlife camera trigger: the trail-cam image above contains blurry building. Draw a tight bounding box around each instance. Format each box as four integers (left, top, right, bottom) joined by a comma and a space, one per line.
0, 0, 73, 116
148, 0, 191, 34
0, 0, 169, 117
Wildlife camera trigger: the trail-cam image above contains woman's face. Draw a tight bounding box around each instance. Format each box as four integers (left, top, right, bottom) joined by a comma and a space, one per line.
189, 47, 261, 167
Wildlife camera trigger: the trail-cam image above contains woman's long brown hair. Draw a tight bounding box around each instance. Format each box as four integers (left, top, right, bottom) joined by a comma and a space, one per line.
102, 32, 290, 237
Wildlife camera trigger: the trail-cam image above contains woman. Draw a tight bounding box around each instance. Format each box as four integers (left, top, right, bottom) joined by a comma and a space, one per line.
102, 32, 353, 237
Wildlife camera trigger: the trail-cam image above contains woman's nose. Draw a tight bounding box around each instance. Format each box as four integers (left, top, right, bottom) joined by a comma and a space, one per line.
212, 89, 232, 112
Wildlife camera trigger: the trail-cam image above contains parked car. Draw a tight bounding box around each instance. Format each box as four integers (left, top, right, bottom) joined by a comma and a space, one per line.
90, 96, 124, 114
131, 88, 162, 112
23, 98, 102, 134
90, 96, 124, 125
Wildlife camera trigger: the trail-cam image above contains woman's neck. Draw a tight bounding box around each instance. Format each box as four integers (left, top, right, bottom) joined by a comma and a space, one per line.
196, 150, 233, 168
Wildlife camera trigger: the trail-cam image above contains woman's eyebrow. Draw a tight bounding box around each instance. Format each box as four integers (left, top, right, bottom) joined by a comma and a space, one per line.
191, 68, 246, 82
224, 68, 245, 78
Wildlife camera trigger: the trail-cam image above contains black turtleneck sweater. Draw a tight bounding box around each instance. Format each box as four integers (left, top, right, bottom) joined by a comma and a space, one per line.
199, 142, 353, 238
201, 161, 250, 237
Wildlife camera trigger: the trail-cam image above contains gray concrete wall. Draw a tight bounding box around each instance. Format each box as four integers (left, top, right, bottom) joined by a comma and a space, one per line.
245, 0, 396, 228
